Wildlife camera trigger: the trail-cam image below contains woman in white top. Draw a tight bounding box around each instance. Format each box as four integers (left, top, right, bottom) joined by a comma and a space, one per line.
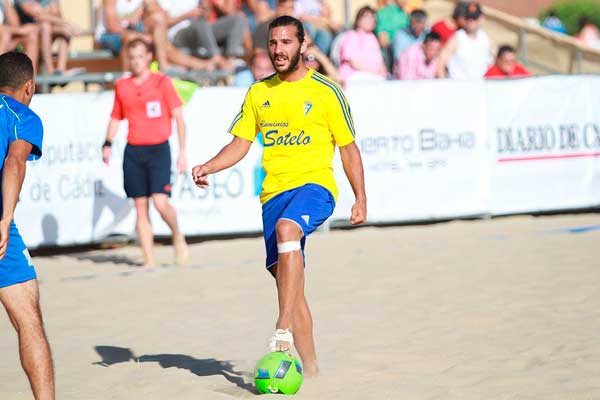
437, 1, 492, 80
0, 0, 39, 72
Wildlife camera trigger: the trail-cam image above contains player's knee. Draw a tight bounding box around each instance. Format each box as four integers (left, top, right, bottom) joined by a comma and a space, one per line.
275, 220, 302, 242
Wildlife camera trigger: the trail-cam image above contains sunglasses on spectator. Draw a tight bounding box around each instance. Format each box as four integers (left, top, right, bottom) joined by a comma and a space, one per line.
303, 54, 316, 62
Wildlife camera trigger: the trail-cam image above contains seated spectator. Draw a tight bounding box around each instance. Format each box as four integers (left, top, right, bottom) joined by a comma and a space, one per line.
437, 1, 491, 80
376, 0, 409, 67
15, 0, 79, 75
541, 9, 567, 35
98, 0, 212, 72
303, 42, 338, 80
339, 6, 387, 83
233, 47, 273, 86
0, 0, 39, 72
394, 31, 441, 80
294, 0, 340, 55
392, 8, 427, 60
160, 0, 246, 71
241, 0, 273, 32
253, 0, 294, 50
206, 0, 252, 60
576, 16, 600, 49
430, 1, 467, 44
484, 45, 531, 79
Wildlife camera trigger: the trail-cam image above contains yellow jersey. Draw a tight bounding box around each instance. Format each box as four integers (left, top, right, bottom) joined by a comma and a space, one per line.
228, 69, 356, 204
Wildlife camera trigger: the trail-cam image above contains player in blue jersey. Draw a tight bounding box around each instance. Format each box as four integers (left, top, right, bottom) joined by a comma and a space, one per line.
0, 52, 54, 400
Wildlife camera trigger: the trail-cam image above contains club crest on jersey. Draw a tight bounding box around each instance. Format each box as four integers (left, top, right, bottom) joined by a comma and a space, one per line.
261, 100, 271, 108
304, 101, 312, 116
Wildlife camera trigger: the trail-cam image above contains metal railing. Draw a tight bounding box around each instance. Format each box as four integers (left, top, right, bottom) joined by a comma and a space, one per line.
468, 2, 600, 74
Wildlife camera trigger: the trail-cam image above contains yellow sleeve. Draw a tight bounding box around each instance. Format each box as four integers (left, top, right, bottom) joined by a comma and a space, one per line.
325, 84, 356, 147
228, 86, 259, 142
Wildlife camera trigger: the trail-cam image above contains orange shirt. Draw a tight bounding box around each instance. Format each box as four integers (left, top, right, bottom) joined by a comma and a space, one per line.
111, 73, 183, 145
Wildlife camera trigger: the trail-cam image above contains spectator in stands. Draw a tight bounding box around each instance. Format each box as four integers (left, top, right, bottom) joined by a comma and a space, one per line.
253, 0, 294, 50
242, 0, 274, 32
206, 0, 252, 61
576, 16, 600, 49
234, 47, 273, 85
541, 9, 567, 35
159, 0, 246, 71
392, 9, 428, 60
98, 0, 212, 72
394, 31, 441, 80
102, 38, 189, 268
303, 41, 338, 80
430, 1, 467, 44
376, 0, 409, 67
437, 1, 491, 80
16, 0, 79, 75
339, 6, 387, 83
484, 45, 531, 79
0, 0, 39, 72
294, 0, 340, 55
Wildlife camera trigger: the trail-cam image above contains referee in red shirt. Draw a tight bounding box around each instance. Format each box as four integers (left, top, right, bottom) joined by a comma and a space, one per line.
102, 39, 188, 267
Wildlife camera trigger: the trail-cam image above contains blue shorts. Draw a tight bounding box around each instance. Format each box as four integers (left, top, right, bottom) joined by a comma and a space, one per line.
262, 184, 335, 269
0, 223, 36, 289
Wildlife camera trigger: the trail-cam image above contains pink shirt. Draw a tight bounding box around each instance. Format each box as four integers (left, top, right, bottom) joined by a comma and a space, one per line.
338, 30, 386, 81
394, 43, 438, 80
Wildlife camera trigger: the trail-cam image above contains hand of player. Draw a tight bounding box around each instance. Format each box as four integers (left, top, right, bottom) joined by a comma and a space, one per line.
102, 146, 112, 165
177, 154, 188, 174
0, 219, 11, 260
350, 199, 366, 225
192, 164, 210, 189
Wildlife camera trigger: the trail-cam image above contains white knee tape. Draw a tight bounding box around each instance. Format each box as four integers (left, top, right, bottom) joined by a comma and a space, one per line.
277, 241, 301, 253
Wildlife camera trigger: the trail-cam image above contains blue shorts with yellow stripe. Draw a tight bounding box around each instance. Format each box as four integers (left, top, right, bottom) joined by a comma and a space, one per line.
262, 184, 335, 269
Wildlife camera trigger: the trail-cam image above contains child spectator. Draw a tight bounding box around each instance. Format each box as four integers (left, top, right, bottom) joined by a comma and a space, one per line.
484, 45, 531, 78
234, 47, 273, 85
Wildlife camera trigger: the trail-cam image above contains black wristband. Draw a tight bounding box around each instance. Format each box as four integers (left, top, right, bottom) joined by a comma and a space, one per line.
102, 139, 112, 148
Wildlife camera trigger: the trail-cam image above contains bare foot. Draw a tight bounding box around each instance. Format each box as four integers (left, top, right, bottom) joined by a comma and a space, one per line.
173, 235, 189, 265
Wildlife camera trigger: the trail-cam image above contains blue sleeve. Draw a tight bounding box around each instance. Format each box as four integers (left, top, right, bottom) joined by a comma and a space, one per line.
9, 110, 43, 161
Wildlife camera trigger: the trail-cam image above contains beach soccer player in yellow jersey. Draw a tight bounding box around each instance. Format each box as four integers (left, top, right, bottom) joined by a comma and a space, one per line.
192, 15, 367, 377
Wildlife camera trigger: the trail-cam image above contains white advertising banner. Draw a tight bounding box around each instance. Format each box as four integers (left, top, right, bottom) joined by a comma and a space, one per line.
13, 76, 600, 248
16, 87, 264, 248
488, 76, 600, 215
332, 80, 489, 223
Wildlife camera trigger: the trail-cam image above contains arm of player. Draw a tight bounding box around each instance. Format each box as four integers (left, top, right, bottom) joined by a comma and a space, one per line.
102, 118, 120, 165
0, 141, 33, 260
437, 36, 457, 79
172, 107, 187, 173
339, 142, 367, 225
191, 136, 252, 189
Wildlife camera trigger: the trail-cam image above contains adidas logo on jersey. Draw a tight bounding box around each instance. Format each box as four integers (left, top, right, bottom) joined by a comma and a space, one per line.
261, 100, 271, 108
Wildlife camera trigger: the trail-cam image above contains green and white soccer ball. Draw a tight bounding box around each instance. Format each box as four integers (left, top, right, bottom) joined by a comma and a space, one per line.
254, 352, 303, 395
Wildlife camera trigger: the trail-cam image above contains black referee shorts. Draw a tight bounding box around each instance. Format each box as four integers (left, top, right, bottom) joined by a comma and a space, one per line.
123, 141, 172, 198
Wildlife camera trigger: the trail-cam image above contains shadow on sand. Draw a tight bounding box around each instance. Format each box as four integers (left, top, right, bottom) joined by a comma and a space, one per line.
93, 345, 256, 394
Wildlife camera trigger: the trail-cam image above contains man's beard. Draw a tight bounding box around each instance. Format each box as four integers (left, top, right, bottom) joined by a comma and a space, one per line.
271, 48, 301, 75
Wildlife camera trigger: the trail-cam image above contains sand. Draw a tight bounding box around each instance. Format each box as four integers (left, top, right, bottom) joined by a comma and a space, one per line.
1, 214, 599, 399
